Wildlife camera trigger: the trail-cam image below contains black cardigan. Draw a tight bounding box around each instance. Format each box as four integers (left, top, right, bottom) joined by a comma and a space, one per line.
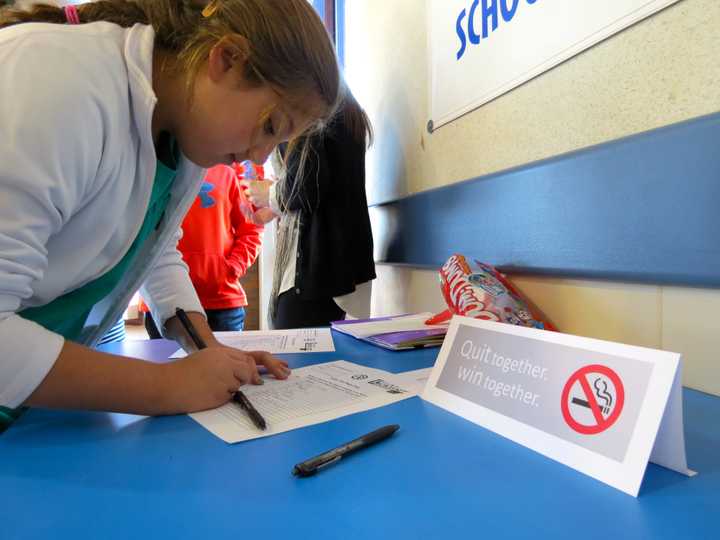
279, 116, 376, 300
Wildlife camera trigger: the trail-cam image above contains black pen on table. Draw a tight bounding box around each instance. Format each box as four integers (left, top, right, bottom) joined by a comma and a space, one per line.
174, 307, 267, 430
292, 424, 400, 477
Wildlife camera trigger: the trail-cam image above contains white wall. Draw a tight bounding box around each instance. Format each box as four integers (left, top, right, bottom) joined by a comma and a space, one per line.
343, 0, 720, 396
258, 220, 275, 330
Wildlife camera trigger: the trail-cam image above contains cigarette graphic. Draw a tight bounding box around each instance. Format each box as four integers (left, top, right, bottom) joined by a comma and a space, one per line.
571, 397, 610, 415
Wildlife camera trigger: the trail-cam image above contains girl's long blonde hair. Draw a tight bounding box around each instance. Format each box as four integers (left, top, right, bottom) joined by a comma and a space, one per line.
0, 0, 340, 128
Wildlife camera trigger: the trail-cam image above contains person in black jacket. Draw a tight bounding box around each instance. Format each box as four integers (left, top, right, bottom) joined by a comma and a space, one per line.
242, 90, 376, 328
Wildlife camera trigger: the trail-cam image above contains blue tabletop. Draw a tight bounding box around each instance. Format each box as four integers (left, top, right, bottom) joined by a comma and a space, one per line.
1, 332, 719, 539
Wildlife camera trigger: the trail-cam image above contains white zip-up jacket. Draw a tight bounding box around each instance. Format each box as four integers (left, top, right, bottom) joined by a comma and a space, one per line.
0, 22, 206, 408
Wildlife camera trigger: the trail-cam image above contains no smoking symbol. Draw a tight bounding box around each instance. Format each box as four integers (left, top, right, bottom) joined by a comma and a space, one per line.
561, 365, 625, 435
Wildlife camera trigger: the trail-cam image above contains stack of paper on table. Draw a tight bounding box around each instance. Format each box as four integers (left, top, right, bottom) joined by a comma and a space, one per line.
171, 328, 335, 357
331, 312, 448, 350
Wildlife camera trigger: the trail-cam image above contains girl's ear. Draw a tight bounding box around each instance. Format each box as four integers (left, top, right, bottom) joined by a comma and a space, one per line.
207, 36, 251, 84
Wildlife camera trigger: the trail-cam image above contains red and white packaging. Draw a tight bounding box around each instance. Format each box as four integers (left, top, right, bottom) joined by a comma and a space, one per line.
427, 254, 555, 331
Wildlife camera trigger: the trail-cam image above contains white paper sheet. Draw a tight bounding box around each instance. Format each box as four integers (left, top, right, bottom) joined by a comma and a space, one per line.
649, 366, 696, 476
190, 360, 418, 443
170, 328, 335, 357
393, 367, 433, 394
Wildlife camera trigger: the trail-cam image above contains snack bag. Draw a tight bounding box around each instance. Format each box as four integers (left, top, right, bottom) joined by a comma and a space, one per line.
427, 254, 555, 331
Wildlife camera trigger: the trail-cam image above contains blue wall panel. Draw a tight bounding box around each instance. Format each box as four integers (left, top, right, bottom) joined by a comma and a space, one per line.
370, 112, 720, 287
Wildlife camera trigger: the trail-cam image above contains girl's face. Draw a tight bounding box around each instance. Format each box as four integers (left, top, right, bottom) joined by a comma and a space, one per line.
173, 44, 322, 168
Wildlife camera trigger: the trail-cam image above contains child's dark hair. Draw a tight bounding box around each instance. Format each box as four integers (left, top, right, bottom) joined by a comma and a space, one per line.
0, 0, 340, 128
336, 90, 373, 148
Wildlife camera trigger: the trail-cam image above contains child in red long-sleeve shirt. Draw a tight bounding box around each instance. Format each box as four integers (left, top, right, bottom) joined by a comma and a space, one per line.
144, 163, 263, 336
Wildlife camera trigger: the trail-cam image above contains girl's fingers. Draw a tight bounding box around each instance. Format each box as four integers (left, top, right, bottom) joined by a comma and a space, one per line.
226, 350, 263, 385
222, 347, 288, 382
230, 361, 254, 386
249, 351, 291, 379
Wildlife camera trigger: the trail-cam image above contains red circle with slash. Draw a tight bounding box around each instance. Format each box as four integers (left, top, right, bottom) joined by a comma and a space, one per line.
561, 365, 625, 435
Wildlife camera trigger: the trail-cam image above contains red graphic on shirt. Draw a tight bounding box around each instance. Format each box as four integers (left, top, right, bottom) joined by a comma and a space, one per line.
561, 365, 625, 435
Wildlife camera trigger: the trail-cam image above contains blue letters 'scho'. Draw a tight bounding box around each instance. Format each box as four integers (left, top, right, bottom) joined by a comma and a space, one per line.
455, 0, 539, 61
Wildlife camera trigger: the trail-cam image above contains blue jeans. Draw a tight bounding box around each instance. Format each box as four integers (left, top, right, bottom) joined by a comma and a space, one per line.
144, 307, 246, 338
205, 307, 246, 332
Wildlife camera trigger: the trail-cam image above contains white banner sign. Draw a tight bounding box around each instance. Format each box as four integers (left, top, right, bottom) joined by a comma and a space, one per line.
428, 0, 680, 130
422, 316, 695, 496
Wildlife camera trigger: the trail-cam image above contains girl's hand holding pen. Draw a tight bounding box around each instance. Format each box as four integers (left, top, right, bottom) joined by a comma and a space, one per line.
158, 347, 291, 413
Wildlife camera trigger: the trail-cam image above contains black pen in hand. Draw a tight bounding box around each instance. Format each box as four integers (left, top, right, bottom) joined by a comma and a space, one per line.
292, 424, 400, 477
174, 307, 267, 431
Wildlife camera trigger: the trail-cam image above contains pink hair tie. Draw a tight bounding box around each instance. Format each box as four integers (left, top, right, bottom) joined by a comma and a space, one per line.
63, 5, 80, 25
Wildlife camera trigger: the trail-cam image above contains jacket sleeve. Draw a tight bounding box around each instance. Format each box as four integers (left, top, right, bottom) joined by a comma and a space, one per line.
0, 47, 105, 407
140, 209, 205, 333
226, 174, 263, 278
140, 158, 207, 332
